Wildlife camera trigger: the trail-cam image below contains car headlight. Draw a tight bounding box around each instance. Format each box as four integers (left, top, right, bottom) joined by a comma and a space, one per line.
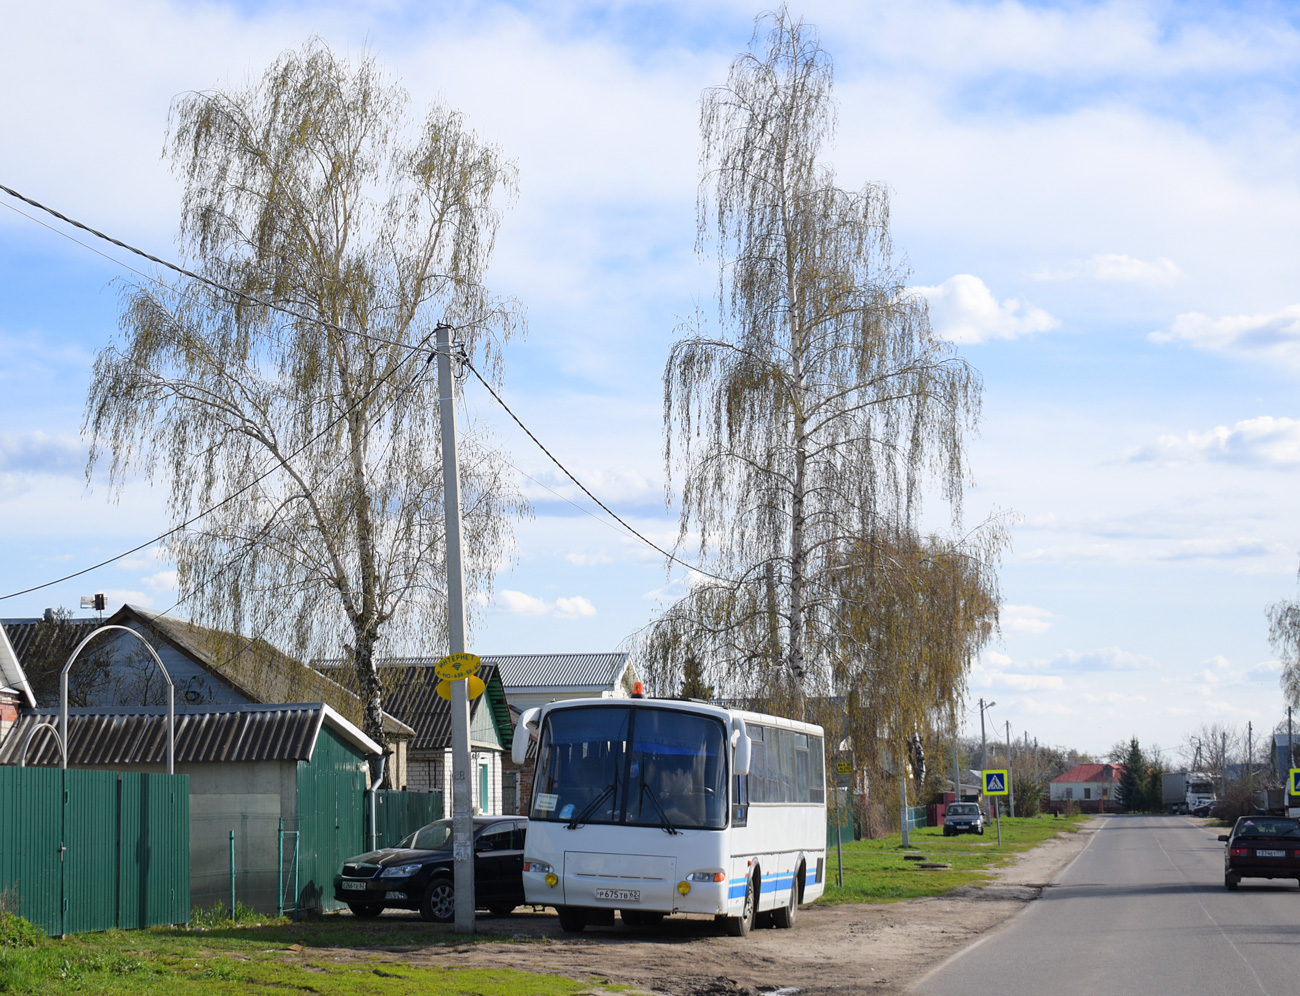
686, 871, 725, 882
379, 863, 424, 878
523, 859, 554, 875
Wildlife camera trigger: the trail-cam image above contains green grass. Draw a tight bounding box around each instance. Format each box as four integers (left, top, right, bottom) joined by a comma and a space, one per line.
0, 919, 616, 996
817, 813, 1088, 904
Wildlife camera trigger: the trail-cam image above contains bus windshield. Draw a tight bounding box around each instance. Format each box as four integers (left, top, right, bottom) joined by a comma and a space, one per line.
530, 705, 729, 830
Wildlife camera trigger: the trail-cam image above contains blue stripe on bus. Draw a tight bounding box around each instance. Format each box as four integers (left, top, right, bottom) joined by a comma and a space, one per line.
729, 868, 817, 900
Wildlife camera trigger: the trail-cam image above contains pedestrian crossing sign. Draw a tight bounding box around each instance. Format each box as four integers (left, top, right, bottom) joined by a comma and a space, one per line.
983, 769, 1010, 796
1290, 768, 1300, 796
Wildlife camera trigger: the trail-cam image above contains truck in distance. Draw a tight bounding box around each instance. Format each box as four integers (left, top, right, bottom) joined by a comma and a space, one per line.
1162, 771, 1216, 815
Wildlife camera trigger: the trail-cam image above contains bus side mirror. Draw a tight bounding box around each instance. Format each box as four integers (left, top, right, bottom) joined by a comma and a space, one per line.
732, 719, 751, 777
512, 707, 540, 766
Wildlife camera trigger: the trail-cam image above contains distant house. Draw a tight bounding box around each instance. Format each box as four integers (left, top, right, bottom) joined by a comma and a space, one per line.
315, 659, 514, 814
0, 623, 34, 743
1051, 763, 1124, 813
0, 702, 380, 915
486, 653, 636, 711
485, 653, 636, 815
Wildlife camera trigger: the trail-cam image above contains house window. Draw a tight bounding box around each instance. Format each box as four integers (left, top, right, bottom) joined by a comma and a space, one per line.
1084, 788, 1091, 800
1064, 788, 1073, 800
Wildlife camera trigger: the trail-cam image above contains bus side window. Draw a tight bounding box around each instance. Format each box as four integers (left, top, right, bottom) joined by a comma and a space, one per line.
749, 726, 767, 803
809, 735, 825, 803
732, 772, 748, 826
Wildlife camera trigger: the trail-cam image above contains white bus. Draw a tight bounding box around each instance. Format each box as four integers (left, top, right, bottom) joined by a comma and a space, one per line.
511, 689, 827, 935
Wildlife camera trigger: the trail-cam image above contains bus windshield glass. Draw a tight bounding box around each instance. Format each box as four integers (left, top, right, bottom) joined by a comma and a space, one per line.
530, 705, 728, 830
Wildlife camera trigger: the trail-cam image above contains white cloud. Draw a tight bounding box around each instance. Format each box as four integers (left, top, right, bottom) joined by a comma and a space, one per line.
1150, 306, 1300, 368
494, 590, 550, 616
0, 431, 83, 475
1050, 647, 1158, 672
1130, 416, 1300, 467
101, 589, 152, 609
142, 570, 178, 593
554, 596, 596, 619
991, 672, 1066, 691
492, 589, 597, 619
1001, 603, 1055, 634
1035, 253, 1184, 285
566, 552, 614, 567
911, 274, 1058, 344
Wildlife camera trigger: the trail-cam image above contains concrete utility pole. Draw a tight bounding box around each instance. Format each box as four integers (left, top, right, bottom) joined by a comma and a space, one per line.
1247, 722, 1253, 793
1006, 720, 1015, 818
953, 710, 961, 803
1221, 731, 1228, 800
979, 698, 995, 771
436, 323, 475, 935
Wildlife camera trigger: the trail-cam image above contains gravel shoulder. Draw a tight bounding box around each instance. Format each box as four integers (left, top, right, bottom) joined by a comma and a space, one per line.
305, 819, 1103, 996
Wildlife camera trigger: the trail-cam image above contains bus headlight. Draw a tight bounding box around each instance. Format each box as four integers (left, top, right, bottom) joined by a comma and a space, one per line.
523, 860, 554, 875
686, 872, 726, 882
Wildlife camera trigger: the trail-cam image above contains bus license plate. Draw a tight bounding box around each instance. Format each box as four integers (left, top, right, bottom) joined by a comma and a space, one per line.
1256, 849, 1286, 858
595, 889, 639, 902
342, 881, 367, 891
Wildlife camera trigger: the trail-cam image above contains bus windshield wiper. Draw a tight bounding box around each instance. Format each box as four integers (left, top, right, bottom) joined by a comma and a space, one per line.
639, 781, 680, 835
566, 783, 616, 829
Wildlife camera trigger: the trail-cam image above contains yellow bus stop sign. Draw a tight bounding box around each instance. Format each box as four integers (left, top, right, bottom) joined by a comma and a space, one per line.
434, 652, 480, 681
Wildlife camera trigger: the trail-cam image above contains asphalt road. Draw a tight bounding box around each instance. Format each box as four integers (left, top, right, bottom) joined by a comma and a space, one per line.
914, 815, 1300, 996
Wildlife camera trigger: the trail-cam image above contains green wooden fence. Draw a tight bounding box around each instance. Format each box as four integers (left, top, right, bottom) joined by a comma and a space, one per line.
0, 767, 189, 936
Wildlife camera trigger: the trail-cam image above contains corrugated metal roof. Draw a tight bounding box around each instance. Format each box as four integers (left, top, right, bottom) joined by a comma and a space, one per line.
110, 606, 413, 739
372, 653, 629, 691
0, 704, 372, 766
314, 662, 511, 753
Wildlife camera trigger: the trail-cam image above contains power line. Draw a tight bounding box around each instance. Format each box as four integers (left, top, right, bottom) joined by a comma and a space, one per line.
0, 330, 445, 602
461, 359, 732, 584
1, 181, 735, 591
0, 182, 412, 352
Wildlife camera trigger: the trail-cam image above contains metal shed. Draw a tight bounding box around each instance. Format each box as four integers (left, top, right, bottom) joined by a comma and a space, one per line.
1, 702, 381, 915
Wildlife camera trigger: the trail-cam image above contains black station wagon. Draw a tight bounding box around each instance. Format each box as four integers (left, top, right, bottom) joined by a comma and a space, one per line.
334, 816, 527, 920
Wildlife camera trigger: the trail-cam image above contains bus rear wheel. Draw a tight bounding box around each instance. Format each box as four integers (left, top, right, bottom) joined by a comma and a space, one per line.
725, 874, 757, 937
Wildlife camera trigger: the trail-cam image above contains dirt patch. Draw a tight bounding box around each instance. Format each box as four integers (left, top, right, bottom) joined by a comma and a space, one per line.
307, 821, 1101, 996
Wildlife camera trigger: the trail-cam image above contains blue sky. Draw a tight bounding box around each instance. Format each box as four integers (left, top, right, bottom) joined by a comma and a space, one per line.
3, 0, 1300, 758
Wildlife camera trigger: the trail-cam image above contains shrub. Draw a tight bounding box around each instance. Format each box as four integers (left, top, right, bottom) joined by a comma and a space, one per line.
0, 913, 44, 949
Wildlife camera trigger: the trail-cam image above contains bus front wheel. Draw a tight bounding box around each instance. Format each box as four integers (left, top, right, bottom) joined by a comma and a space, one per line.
725, 874, 757, 937
556, 906, 587, 933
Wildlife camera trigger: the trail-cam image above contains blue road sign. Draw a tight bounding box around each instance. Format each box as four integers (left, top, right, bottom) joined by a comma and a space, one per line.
983, 769, 1010, 796
1290, 767, 1300, 795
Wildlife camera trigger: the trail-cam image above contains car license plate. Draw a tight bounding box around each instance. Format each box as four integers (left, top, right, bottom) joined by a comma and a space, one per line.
1256, 849, 1287, 858
342, 881, 367, 891
595, 889, 639, 902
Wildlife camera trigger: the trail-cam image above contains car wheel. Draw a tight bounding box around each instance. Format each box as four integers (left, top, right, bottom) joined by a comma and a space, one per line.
978, 827, 985, 836
420, 877, 455, 922
943, 828, 952, 837
1225, 874, 1239, 891
556, 906, 587, 933
772, 868, 800, 929
725, 873, 757, 937
347, 902, 384, 918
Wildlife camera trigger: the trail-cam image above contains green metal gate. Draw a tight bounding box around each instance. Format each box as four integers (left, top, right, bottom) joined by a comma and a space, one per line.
367, 789, 444, 849
0, 767, 189, 935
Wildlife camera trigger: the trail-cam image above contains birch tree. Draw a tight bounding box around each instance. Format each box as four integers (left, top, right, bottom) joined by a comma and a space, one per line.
83, 42, 526, 744
644, 8, 987, 715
